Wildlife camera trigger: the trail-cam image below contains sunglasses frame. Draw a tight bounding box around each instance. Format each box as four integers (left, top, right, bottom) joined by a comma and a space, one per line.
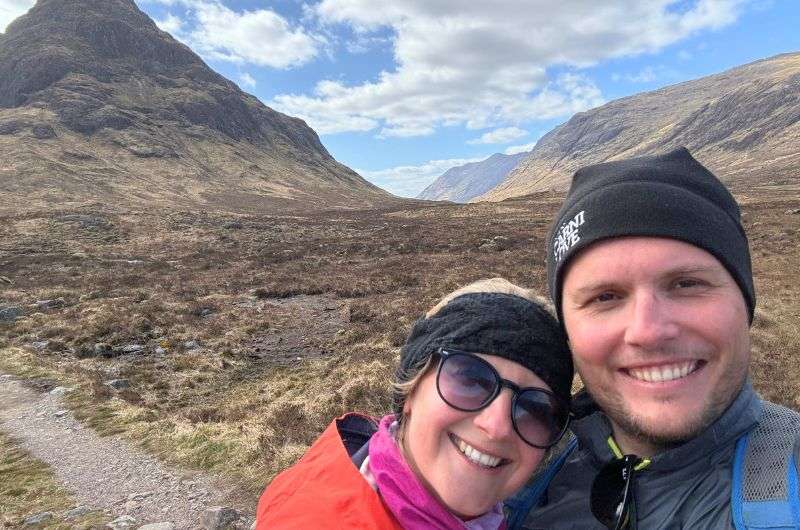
590, 454, 640, 530
434, 348, 570, 449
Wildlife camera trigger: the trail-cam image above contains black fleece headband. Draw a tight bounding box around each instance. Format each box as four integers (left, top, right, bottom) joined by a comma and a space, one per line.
394, 292, 573, 415
546, 147, 755, 323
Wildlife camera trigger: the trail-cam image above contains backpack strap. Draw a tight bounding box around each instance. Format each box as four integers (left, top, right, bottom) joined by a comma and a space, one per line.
732, 402, 800, 530
505, 437, 578, 530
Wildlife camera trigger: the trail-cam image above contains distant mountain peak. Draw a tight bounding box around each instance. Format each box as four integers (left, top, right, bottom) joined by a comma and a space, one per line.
0, 0, 395, 212
418, 151, 527, 203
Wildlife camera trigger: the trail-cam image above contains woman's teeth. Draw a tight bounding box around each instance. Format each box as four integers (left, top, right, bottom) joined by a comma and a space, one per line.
456, 438, 502, 468
628, 360, 699, 383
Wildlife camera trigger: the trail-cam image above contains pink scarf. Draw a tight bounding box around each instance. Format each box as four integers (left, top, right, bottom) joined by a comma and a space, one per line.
367, 414, 506, 530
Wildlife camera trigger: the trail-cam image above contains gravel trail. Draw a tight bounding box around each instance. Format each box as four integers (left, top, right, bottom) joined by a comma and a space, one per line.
0, 373, 255, 529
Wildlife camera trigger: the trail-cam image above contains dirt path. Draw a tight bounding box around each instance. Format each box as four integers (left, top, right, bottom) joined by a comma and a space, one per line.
0, 374, 255, 529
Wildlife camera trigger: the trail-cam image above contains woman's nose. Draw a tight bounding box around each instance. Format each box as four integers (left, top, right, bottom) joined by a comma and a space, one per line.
472, 390, 515, 440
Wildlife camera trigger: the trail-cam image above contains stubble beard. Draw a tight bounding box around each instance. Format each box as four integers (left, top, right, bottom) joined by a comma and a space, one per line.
582, 363, 749, 453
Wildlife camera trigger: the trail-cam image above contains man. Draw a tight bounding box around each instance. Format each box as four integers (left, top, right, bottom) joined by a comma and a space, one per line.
511, 147, 800, 529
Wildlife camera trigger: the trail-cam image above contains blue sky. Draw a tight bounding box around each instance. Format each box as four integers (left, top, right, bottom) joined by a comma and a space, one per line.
2, 0, 799, 197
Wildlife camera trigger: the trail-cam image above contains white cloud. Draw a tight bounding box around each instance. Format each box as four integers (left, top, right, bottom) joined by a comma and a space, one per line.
145, 0, 323, 69
612, 66, 658, 83
0, 0, 34, 33
505, 141, 538, 155
468, 127, 528, 145
274, 0, 744, 137
357, 156, 486, 197
239, 72, 256, 89
154, 12, 184, 34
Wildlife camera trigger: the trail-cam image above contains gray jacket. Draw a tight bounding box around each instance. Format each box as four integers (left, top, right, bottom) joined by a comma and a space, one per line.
521, 382, 800, 529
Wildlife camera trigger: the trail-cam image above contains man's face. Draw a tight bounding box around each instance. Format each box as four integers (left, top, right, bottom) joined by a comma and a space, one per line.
561, 237, 751, 453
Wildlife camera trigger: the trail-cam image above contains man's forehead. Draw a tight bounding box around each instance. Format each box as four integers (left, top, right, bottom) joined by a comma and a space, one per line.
562, 236, 727, 281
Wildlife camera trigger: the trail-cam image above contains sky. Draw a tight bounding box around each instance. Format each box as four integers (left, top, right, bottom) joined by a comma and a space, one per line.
2, 0, 799, 197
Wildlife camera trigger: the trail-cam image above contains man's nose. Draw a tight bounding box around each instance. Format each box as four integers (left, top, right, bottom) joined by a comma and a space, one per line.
623, 290, 679, 348
473, 390, 515, 440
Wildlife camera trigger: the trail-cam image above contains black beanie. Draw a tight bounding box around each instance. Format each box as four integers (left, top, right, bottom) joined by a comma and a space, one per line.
394, 292, 573, 415
546, 147, 755, 322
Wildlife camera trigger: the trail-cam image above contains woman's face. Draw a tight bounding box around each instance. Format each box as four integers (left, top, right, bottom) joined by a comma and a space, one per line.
401, 354, 549, 519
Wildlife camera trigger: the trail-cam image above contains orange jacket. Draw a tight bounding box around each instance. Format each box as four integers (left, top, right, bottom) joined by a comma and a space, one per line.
256, 414, 403, 529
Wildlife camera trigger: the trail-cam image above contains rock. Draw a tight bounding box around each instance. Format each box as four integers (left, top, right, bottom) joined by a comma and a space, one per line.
22, 511, 53, 527
0, 275, 12, 284
184, 340, 200, 350
199, 308, 214, 317
105, 379, 130, 390
64, 505, 92, 519
477, 235, 510, 252
127, 491, 154, 502
785, 208, 800, 215
35, 298, 66, 310
0, 306, 23, 322
199, 506, 239, 530
54, 410, 69, 417
94, 342, 112, 355
138, 524, 176, 530
31, 340, 50, 350
107, 515, 138, 529
50, 386, 72, 396
223, 221, 243, 229
155, 346, 167, 355
32, 124, 57, 139
120, 344, 145, 354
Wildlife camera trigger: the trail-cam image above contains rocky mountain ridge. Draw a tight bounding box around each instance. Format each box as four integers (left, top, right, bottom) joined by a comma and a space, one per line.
478, 52, 800, 202
0, 0, 395, 213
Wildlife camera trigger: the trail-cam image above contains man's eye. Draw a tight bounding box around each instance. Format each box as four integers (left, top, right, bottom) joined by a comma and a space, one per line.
674, 278, 704, 289
592, 292, 618, 303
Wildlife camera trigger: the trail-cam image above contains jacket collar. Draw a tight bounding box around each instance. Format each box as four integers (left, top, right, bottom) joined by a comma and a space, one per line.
570, 380, 762, 471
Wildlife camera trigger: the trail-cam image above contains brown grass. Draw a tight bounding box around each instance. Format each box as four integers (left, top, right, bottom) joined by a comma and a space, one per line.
0, 187, 798, 506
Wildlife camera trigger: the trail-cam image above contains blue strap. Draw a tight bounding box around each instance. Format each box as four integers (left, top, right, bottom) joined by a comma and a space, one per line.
732, 433, 800, 529
506, 437, 578, 530
732, 434, 748, 530
789, 455, 800, 527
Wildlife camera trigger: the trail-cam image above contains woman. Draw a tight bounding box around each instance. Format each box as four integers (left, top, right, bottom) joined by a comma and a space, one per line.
256, 278, 573, 529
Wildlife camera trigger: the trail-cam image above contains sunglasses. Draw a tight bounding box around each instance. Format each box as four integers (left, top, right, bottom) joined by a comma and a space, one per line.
590, 454, 647, 530
434, 348, 570, 448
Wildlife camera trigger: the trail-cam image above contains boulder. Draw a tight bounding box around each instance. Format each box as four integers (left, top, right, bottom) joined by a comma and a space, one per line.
64, 506, 92, 519
199, 507, 239, 530
22, 511, 53, 527
32, 124, 57, 139
0, 306, 23, 322
119, 344, 145, 354
35, 298, 66, 310
107, 515, 137, 530
105, 379, 130, 390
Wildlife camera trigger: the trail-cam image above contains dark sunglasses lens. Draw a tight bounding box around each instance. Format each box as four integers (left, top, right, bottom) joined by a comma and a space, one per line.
513, 390, 567, 447
439, 353, 497, 410
590, 459, 631, 529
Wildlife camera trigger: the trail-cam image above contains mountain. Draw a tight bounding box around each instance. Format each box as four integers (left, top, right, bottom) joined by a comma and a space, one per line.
478, 52, 800, 202
417, 152, 527, 202
0, 0, 395, 213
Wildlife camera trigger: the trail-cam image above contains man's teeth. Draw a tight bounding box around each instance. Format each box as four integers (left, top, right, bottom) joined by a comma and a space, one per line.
457, 439, 502, 468
628, 361, 698, 383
